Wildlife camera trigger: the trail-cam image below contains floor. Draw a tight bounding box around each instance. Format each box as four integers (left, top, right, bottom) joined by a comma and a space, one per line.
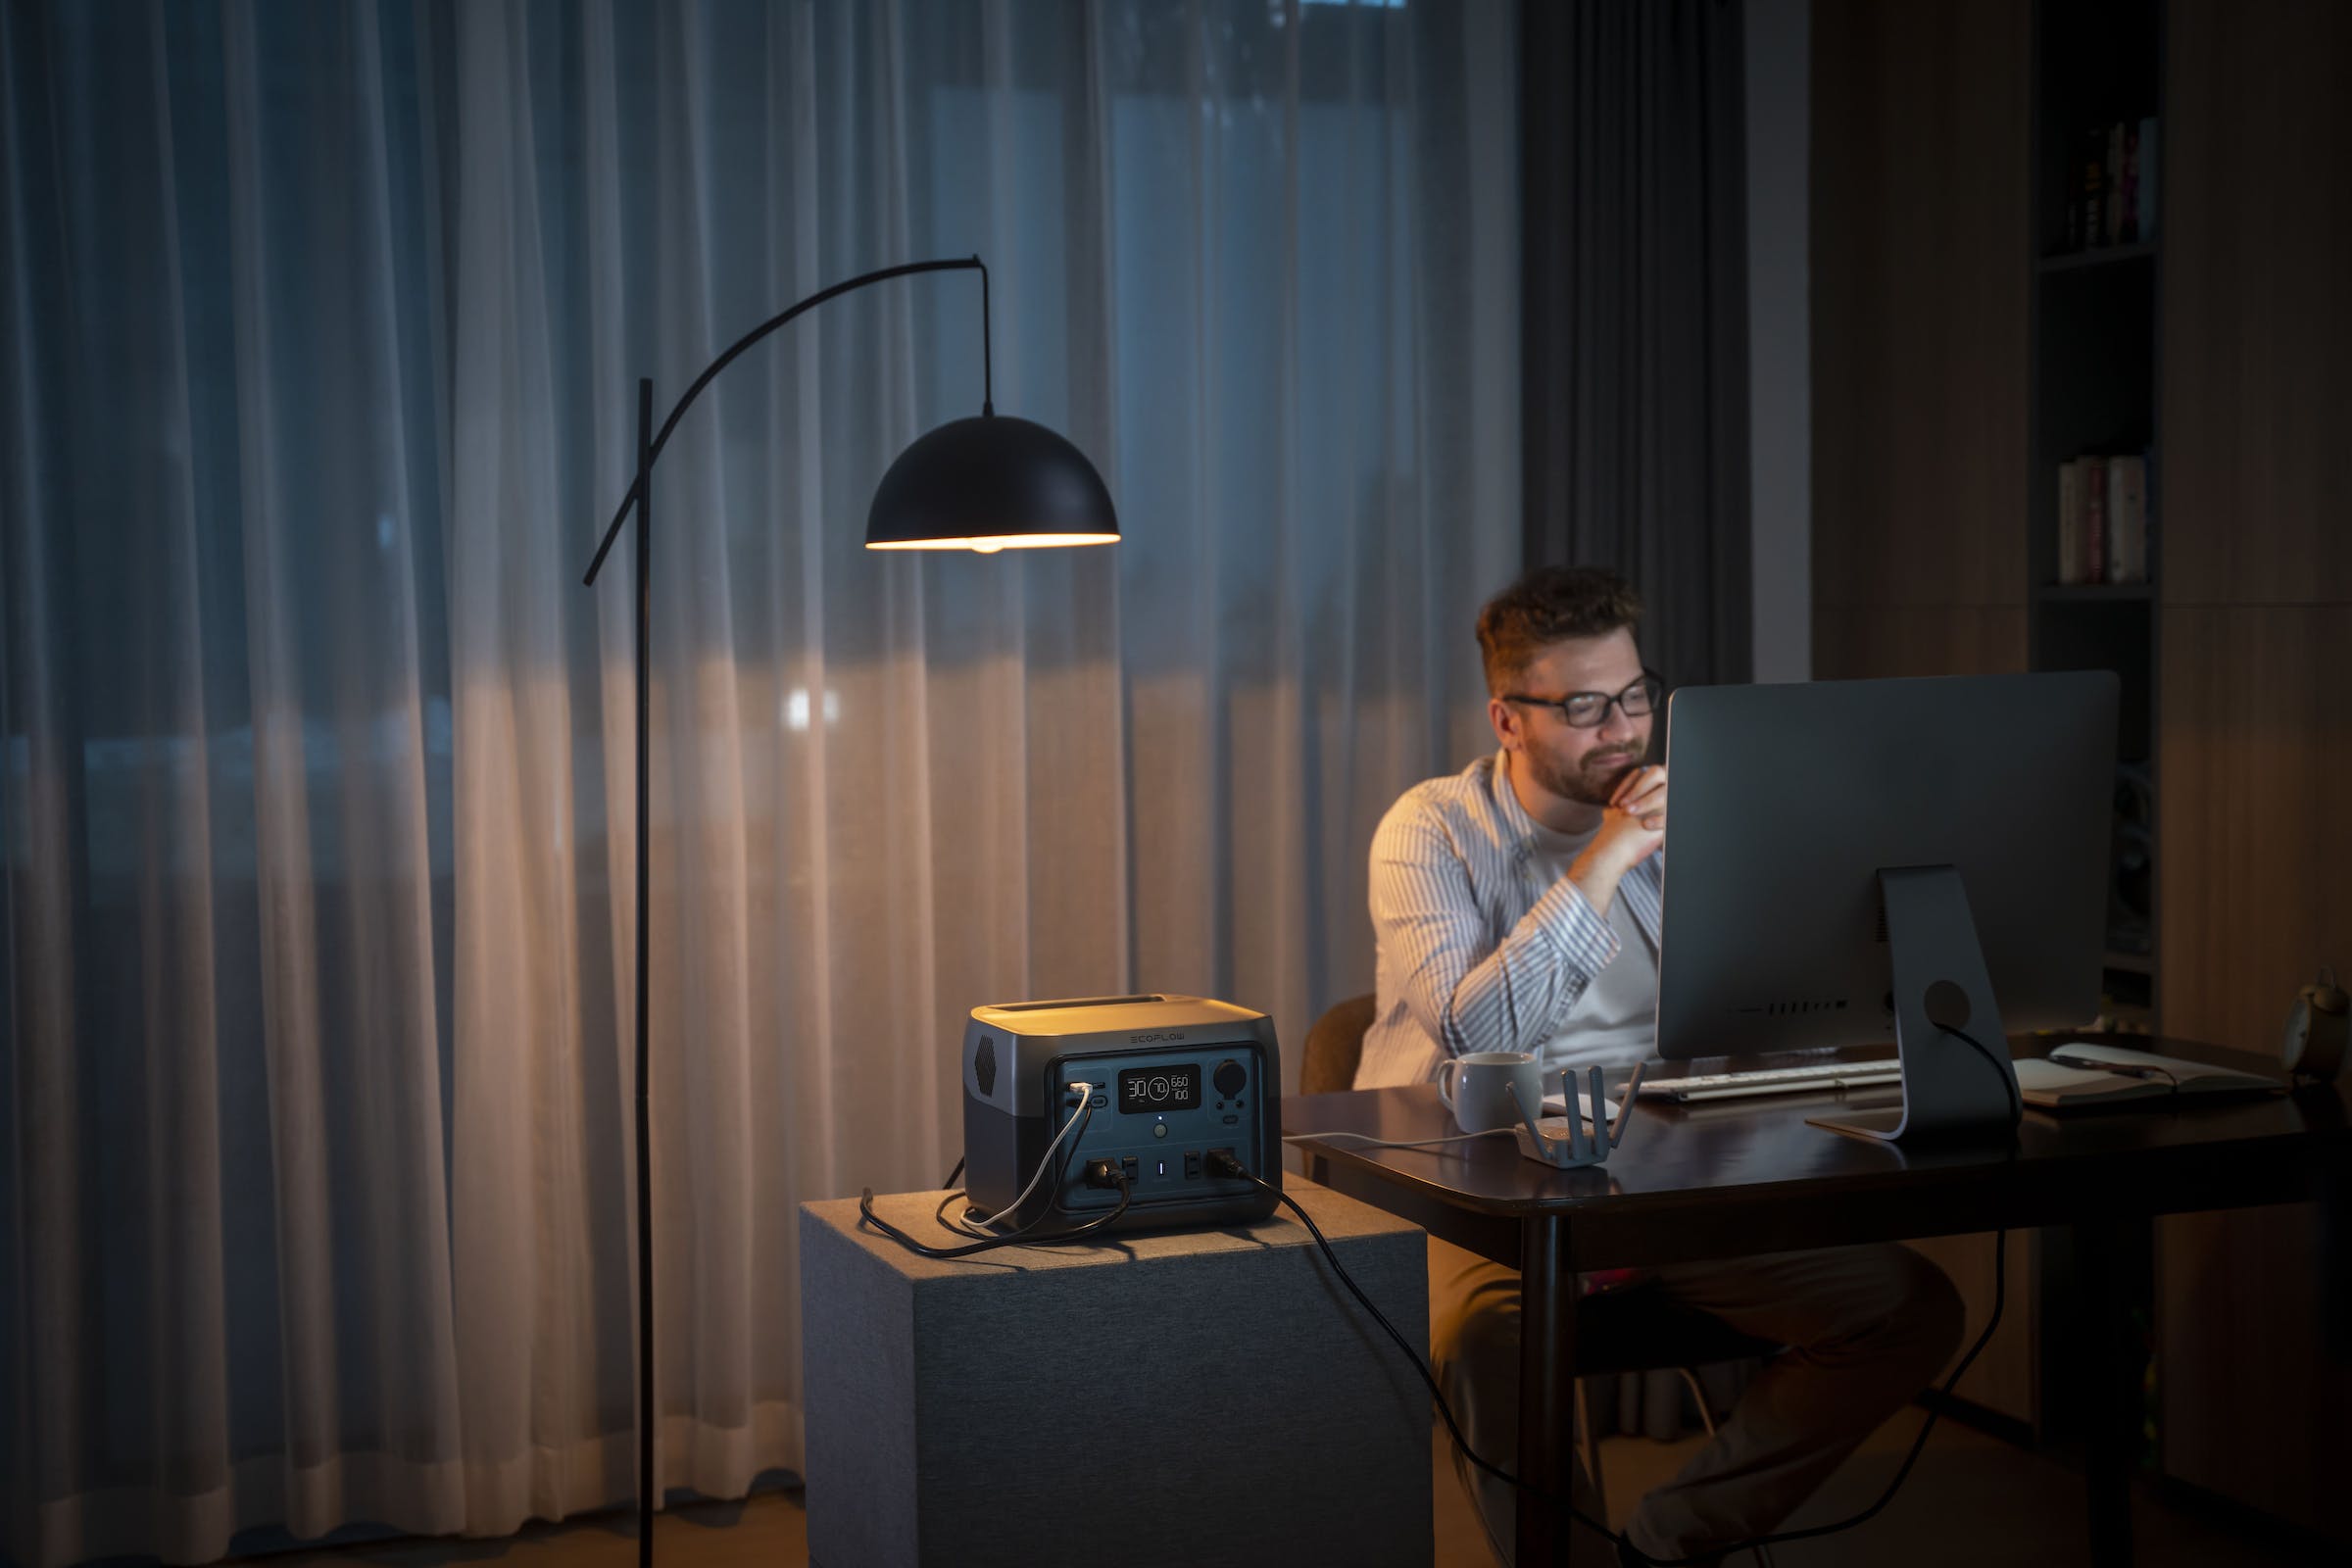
222, 1416, 2315, 1568
1431, 1417, 2314, 1568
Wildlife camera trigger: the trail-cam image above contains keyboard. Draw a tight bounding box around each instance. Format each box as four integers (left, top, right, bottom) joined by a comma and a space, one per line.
1637, 1058, 1903, 1102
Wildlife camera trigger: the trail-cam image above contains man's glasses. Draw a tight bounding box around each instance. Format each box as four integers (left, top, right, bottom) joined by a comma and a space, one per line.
1500, 671, 1665, 729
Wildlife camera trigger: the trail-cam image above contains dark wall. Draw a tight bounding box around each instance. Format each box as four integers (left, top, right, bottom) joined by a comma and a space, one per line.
1811, 0, 2031, 683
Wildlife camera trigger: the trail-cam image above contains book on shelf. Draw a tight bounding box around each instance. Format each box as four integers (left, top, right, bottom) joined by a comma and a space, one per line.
2058, 460, 2085, 584
2085, 456, 2108, 583
2079, 127, 2106, 251
2106, 123, 2129, 244
2108, 454, 2149, 583
2116, 122, 2139, 244
2060, 119, 2157, 255
2054, 451, 2153, 586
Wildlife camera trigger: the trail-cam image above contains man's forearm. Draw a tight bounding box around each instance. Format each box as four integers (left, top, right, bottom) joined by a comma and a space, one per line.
1567, 848, 1627, 918
1377, 881, 1616, 1058
1370, 805, 1625, 1062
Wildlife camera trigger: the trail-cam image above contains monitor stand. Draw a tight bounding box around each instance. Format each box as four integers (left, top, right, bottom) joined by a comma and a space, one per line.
1809, 865, 2022, 1145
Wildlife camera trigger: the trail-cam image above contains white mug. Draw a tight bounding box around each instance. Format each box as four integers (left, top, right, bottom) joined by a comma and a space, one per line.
1438, 1051, 1549, 1135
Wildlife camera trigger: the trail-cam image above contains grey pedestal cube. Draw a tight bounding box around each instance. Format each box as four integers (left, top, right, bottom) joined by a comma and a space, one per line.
800, 1175, 1431, 1568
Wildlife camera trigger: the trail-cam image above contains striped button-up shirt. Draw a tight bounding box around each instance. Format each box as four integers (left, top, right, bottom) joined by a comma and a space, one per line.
1354, 748, 1664, 1089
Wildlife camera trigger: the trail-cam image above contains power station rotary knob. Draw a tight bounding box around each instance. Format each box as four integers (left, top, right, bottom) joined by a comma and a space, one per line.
1212, 1058, 1248, 1100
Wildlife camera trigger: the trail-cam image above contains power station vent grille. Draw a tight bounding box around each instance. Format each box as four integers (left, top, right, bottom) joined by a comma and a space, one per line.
973, 1035, 997, 1096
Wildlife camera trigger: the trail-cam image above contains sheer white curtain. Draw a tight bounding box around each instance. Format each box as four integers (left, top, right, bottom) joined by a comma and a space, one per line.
0, 2, 1518, 1564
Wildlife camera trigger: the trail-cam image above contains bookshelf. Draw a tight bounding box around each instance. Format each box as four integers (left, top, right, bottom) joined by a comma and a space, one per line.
2024, 0, 2165, 1492
2028, 0, 2163, 1035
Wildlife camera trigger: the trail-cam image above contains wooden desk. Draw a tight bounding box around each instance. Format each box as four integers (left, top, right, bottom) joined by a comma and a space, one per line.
1283, 1037, 2348, 1568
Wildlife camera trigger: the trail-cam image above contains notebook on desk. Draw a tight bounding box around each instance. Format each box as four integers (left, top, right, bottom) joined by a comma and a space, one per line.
1540, 1082, 1621, 1127
2016, 1043, 2282, 1109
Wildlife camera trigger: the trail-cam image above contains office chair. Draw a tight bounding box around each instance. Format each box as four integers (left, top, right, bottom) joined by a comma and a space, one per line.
1296, 994, 1778, 1510
1301, 992, 1381, 1093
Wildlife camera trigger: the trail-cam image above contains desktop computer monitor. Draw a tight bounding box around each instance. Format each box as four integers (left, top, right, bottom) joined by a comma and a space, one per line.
1653, 670, 2118, 1143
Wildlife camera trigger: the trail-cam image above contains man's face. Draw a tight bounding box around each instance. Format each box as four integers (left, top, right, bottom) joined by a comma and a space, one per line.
1490, 629, 1652, 808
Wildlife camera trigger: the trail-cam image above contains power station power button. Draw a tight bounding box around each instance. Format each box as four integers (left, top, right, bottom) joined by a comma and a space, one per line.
1212, 1058, 1248, 1099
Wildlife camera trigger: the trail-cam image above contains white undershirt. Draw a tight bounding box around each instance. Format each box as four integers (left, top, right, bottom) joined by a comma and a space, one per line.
1526, 821, 1659, 1072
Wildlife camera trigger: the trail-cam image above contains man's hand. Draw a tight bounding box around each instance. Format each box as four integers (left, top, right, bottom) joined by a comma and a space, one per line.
1568, 764, 1666, 915
1591, 763, 1666, 867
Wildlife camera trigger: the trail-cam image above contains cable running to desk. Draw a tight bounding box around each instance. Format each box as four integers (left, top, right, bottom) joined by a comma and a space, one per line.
1280, 1128, 1521, 1152
1939, 1022, 2024, 1126
1242, 1143, 2013, 1565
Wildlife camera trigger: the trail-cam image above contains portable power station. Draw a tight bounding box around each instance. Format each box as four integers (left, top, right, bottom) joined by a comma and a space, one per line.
959, 994, 1282, 1232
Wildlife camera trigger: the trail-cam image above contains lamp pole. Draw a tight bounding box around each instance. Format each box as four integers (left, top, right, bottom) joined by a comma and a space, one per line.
632, 371, 655, 1568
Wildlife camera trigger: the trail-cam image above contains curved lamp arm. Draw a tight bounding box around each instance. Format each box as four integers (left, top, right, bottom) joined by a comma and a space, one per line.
581, 255, 991, 586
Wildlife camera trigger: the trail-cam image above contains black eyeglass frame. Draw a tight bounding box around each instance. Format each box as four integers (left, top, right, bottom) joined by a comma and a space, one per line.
1498, 669, 1667, 730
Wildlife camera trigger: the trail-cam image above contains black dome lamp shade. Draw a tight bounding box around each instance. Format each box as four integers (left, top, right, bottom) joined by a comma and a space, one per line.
577, 256, 1113, 1568
867, 414, 1118, 552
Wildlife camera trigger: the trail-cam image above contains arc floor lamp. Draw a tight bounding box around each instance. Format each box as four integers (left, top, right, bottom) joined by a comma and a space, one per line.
581, 256, 1118, 1566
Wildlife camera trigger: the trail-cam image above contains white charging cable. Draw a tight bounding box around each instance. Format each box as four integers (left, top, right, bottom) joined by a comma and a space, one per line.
968, 1080, 1097, 1231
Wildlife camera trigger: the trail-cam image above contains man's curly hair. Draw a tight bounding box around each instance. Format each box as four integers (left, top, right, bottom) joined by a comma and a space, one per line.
1475, 566, 1643, 696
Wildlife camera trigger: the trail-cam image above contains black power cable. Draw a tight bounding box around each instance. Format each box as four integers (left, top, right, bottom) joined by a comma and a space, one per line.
1205, 1150, 2010, 1566
869, 1086, 1115, 1257
859, 1160, 1132, 1258
1938, 1021, 2024, 1128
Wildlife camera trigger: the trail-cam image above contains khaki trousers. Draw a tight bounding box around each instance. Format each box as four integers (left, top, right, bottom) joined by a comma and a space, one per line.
1429, 1236, 1966, 1565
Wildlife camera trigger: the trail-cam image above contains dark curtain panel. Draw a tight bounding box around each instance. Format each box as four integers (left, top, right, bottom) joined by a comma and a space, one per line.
1518, 0, 1757, 1445
1520, 0, 1752, 689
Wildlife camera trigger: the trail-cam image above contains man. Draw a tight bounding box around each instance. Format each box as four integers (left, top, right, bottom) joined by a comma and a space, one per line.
1356, 565, 1963, 1567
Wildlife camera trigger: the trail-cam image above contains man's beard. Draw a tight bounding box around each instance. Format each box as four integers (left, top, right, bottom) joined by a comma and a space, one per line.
1526, 743, 1644, 808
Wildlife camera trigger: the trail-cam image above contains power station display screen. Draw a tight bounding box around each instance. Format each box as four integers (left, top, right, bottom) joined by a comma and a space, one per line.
1117, 1063, 1202, 1113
